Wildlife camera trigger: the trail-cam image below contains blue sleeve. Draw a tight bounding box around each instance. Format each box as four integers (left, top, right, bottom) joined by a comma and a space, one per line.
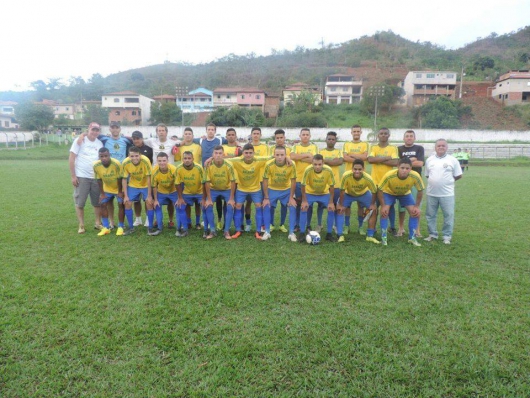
98, 134, 108, 144
193, 138, 201, 144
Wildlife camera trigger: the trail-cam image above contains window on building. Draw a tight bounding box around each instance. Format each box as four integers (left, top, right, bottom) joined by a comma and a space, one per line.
256, 95, 261, 99
4, 121, 8, 127
217, 95, 221, 99
114, 98, 119, 103
182, 98, 187, 102
200, 98, 206, 102
446, 74, 454, 78
226, 95, 231, 99
241, 95, 245, 99
138, 110, 141, 116
331, 87, 336, 92
125, 97, 139, 103
65, 107, 69, 111
426, 74, 435, 78
132, 111, 136, 115
416, 73, 422, 78
115, 111, 120, 115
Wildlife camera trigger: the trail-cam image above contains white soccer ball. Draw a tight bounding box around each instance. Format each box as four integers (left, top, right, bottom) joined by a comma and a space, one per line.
306, 231, 321, 245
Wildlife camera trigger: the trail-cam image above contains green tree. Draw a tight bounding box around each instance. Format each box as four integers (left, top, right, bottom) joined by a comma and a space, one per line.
361, 84, 404, 114
82, 104, 110, 125
150, 102, 182, 125
15, 102, 55, 131
207, 106, 265, 127
417, 97, 466, 129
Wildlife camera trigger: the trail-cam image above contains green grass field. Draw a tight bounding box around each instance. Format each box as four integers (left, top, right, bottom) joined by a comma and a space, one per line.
1, 146, 530, 396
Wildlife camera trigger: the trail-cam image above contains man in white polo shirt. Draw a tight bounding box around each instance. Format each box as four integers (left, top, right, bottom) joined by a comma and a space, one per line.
424, 138, 463, 245
69, 122, 103, 233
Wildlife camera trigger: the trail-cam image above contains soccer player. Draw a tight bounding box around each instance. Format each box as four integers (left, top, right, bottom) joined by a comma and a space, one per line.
335, 159, 379, 244
262, 146, 297, 241
69, 122, 103, 233
342, 125, 369, 235
228, 143, 270, 239
397, 130, 425, 237
174, 127, 203, 230
151, 152, 178, 236
319, 131, 343, 233
424, 139, 463, 245
175, 151, 205, 238
290, 128, 319, 230
267, 129, 292, 233
222, 127, 242, 158
367, 127, 399, 235
455, 148, 465, 173
299, 154, 336, 242
131, 130, 155, 228
462, 148, 470, 171
196, 123, 227, 166
378, 157, 425, 246
122, 146, 154, 235
203, 145, 236, 240
93, 147, 124, 236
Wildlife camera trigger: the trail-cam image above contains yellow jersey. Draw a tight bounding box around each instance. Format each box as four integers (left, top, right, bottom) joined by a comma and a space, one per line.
379, 169, 425, 196
340, 171, 377, 197
205, 160, 236, 191
302, 165, 335, 195
252, 142, 269, 157
319, 147, 342, 184
228, 156, 269, 192
268, 145, 292, 157
263, 159, 296, 191
175, 163, 205, 195
93, 158, 122, 194
222, 144, 240, 158
175, 142, 202, 164
151, 164, 178, 194
291, 143, 319, 182
122, 155, 152, 189
369, 144, 399, 185
343, 141, 369, 166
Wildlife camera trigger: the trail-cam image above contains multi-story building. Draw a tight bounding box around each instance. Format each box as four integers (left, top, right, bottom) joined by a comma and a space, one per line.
283, 83, 322, 105
153, 94, 176, 104
324, 74, 363, 104
213, 88, 266, 111
176, 88, 214, 113
0, 101, 18, 128
402, 71, 457, 107
101, 91, 154, 125
491, 70, 530, 106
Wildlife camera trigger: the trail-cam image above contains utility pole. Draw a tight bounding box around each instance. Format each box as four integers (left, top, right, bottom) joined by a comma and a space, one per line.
369, 85, 386, 134
459, 65, 465, 99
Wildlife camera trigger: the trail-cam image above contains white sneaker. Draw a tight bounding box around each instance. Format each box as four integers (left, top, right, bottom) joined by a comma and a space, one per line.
424, 235, 438, 242
261, 232, 272, 241
443, 238, 451, 245
144, 219, 150, 227
244, 224, 251, 232
288, 233, 298, 242
133, 217, 143, 227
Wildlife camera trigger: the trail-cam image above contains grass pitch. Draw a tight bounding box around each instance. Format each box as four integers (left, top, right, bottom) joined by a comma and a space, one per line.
1, 147, 529, 396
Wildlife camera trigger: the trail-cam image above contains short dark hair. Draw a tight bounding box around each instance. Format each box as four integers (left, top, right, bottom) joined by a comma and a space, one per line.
251, 127, 261, 133
353, 159, 364, 168
184, 127, 193, 133
313, 154, 323, 161
183, 151, 193, 158
399, 157, 412, 166
226, 128, 236, 134
274, 145, 286, 153
243, 143, 254, 151
351, 124, 361, 129
206, 123, 216, 130
98, 147, 109, 154
213, 145, 224, 151
129, 146, 140, 154
157, 152, 168, 159
327, 131, 337, 137
274, 129, 285, 136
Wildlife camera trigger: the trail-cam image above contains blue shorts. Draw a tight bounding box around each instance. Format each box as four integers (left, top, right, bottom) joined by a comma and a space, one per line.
101, 192, 123, 204
305, 193, 330, 208
268, 188, 291, 207
383, 192, 415, 208
343, 191, 372, 209
127, 187, 149, 202
157, 192, 177, 206
182, 194, 202, 206
332, 187, 340, 205
399, 186, 418, 212
211, 189, 231, 203
295, 182, 302, 199
235, 189, 263, 204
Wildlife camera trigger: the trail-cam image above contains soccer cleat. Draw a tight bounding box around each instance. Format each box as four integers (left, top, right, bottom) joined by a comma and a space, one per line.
115, 227, 124, 236
195, 224, 202, 230
261, 232, 272, 241
390, 228, 398, 236
337, 235, 345, 243
148, 228, 161, 236
123, 228, 136, 236
366, 236, 381, 245
224, 231, 232, 240
279, 225, 288, 233
270, 225, 275, 232
97, 227, 110, 237
244, 224, 251, 232
288, 233, 298, 242
231, 231, 242, 239
133, 218, 143, 227
94, 224, 103, 230
175, 230, 181, 237
78, 225, 85, 234
216, 221, 223, 231
205, 232, 216, 240
168, 221, 175, 229
358, 228, 366, 236
443, 238, 451, 245
177, 230, 189, 238
343, 226, 349, 235
325, 233, 337, 242
408, 238, 422, 247
381, 237, 388, 246
424, 236, 438, 242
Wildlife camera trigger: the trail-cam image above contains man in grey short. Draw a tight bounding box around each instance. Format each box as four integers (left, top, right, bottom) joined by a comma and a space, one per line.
69, 122, 103, 233
424, 139, 463, 245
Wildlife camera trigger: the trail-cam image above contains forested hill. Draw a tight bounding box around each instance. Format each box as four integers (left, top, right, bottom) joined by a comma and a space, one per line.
2, 27, 529, 103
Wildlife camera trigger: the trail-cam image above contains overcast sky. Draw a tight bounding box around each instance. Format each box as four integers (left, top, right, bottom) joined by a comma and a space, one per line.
2, 0, 529, 92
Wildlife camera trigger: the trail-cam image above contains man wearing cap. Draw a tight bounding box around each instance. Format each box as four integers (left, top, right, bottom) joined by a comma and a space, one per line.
69, 122, 104, 233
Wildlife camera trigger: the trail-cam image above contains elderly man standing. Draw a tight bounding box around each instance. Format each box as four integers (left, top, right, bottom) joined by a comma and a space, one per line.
69, 122, 103, 233
424, 139, 463, 245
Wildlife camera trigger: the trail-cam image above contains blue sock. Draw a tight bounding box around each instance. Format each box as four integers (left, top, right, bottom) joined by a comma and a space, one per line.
147, 209, 154, 229
255, 207, 263, 232
300, 210, 308, 232
270, 206, 276, 227
102, 217, 109, 229
317, 205, 324, 226
195, 214, 200, 226
367, 228, 375, 237
288, 206, 297, 234
155, 206, 163, 230
336, 213, 344, 235
327, 211, 334, 233
234, 208, 243, 231
345, 215, 351, 227
125, 209, 134, 228
206, 206, 215, 232
225, 205, 234, 233
409, 217, 419, 239
358, 216, 364, 228
180, 207, 189, 231
389, 206, 396, 229
381, 218, 388, 237
280, 204, 287, 225
263, 205, 271, 233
